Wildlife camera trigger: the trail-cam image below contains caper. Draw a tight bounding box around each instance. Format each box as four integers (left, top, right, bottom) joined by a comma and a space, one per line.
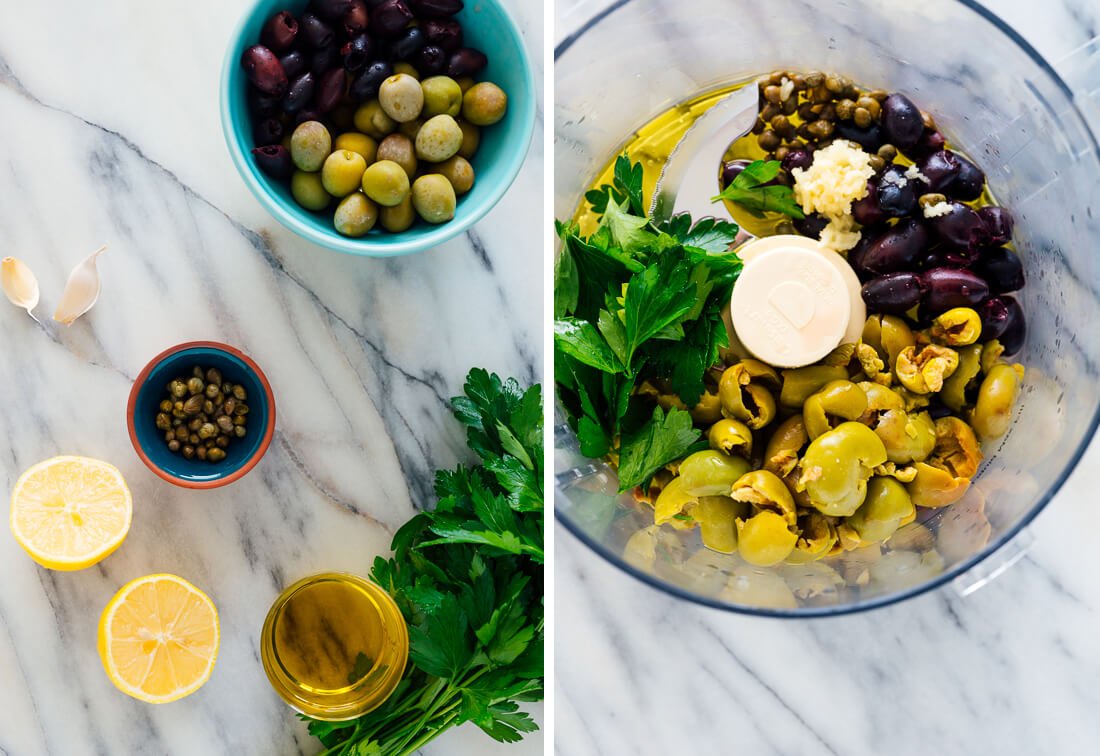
169, 380, 187, 398
234, 425, 247, 438
188, 417, 203, 432
192, 366, 204, 379
216, 435, 230, 449
233, 415, 247, 426
155, 413, 171, 431
203, 399, 216, 415
204, 383, 219, 399
223, 397, 237, 416
167, 439, 181, 452
196, 446, 208, 461
186, 377, 203, 395
205, 368, 222, 385
232, 385, 247, 401
183, 395, 204, 415
172, 418, 183, 427
175, 426, 189, 441
159, 399, 173, 413
757, 130, 781, 151
207, 448, 227, 463
198, 423, 218, 440
189, 434, 200, 445
182, 445, 195, 459
216, 415, 234, 433
853, 107, 873, 128
236, 403, 249, 415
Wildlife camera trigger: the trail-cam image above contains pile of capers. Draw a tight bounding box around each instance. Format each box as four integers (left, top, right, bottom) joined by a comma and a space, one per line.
155, 367, 250, 463
637, 309, 1024, 569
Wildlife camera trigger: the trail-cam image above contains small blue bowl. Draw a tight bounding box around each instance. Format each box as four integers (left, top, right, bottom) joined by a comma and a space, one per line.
127, 342, 276, 489
219, 0, 535, 257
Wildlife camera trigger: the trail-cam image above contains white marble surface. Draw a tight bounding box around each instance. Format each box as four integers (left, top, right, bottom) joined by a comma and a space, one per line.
554, 1, 1100, 754
0, 1, 543, 754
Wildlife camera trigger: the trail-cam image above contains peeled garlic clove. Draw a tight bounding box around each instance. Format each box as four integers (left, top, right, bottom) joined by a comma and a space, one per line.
54, 245, 107, 326
1, 257, 41, 322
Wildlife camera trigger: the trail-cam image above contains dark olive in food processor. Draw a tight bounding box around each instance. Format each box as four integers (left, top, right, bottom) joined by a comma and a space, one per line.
423, 19, 463, 53
852, 181, 887, 226
948, 155, 986, 201
880, 93, 923, 150
911, 128, 946, 158
833, 121, 882, 151
261, 10, 299, 52
793, 212, 828, 240
857, 219, 930, 275
974, 246, 1025, 293
299, 12, 335, 48
976, 296, 1010, 340
861, 272, 924, 314
928, 202, 985, 250
283, 72, 316, 113
876, 165, 922, 217
252, 145, 295, 179
242, 45, 288, 97
923, 267, 990, 313
279, 50, 308, 79
780, 148, 813, 173
721, 159, 752, 187
919, 150, 961, 192
350, 61, 393, 100
371, 0, 415, 37
446, 47, 488, 78
999, 296, 1027, 355
978, 206, 1015, 245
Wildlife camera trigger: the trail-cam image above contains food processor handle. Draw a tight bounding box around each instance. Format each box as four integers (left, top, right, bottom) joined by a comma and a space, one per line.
952, 527, 1035, 597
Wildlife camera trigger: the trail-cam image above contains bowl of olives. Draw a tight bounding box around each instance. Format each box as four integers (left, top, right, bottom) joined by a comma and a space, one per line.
220, 0, 535, 256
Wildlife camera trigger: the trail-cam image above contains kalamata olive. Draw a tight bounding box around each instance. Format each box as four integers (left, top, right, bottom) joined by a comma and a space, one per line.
928, 201, 984, 250
859, 219, 930, 275
921, 246, 974, 269
314, 68, 347, 114
948, 155, 985, 201
978, 206, 1014, 246
261, 11, 299, 52
976, 297, 1009, 340
847, 235, 876, 281
241, 45, 288, 97
923, 267, 990, 313
283, 72, 315, 113
861, 272, 924, 314
248, 88, 282, 117
310, 44, 340, 74
300, 12, 335, 48
423, 19, 463, 53
343, 0, 369, 34
349, 61, 392, 100
833, 121, 882, 151
780, 148, 813, 173
371, 0, 414, 37
918, 150, 961, 192
253, 117, 284, 146
999, 296, 1026, 355
876, 165, 920, 217
927, 402, 954, 421
880, 93, 923, 149
295, 108, 323, 125
720, 159, 752, 188
341, 34, 374, 72
446, 47, 488, 78
391, 26, 426, 59
408, 0, 464, 18
279, 50, 308, 80
312, 0, 354, 21
252, 145, 294, 180
910, 128, 946, 158
793, 212, 828, 240
974, 246, 1024, 293
852, 181, 886, 226
415, 45, 448, 75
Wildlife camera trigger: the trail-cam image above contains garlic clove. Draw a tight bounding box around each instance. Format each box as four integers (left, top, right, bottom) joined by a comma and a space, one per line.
53, 245, 107, 326
1, 256, 41, 322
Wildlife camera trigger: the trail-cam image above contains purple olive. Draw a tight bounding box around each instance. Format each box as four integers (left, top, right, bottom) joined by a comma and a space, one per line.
343, 0, 369, 34
923, 267, 990, 313
415, 45, 448, 75
999, 296, 1026, 355
910, 128, 946, 159
261, 11, 299, 53
391, 26, 426, 59
973, 246, 1024, 293
918, 150, 961, 193
310, 44, 340, 74
780, 148, 813, 173
876, 165, 920, 217
834, 121, 882, 151
408, 0, 464, 18
847, 234, 876, 281
921, 245, 975, 269
248, 87, 282, 117
880, 93, 923, 149
928, 201, 985, 250
299, 12, 335, 48
341, 34, 374, 72
241, 45, 288, 97
314, 68, 347, 114
446, 47, 488, 78
793, 212, 828, 240
977, 297, 1010, 340
948, 155, 985, 201
720, 159, 752, 188
295, 108, 323, 125
312, 0, 355, 21
279, 50, 308, 79
852, 181, 887, 226
253, 117, 284, 147
927, 402, 953, 420
349, 60, 392, 100
859, 219, 930, 275
861, 272, 924, 314
282, 72, 315, 113
978, 206, 1014, 246
371, 0, 414, 37
252, 145, 294, 180
423, 19, 463, 53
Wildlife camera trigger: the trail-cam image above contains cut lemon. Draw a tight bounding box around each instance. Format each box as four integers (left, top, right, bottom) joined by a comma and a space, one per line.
10, 455, 132, 570
98, 574, 220, 704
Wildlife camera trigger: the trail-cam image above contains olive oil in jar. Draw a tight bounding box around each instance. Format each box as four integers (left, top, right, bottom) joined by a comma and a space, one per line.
261, 572, 409, 721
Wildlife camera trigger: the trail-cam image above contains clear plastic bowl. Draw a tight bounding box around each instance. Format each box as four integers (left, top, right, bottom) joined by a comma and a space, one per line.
555, 0, 1100, 615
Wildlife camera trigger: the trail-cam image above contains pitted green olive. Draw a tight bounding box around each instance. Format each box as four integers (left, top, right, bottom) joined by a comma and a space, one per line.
719, 360, 779, 429
678, 450, 752, 497
785, 511, 838, 564
863, 314, 916, 371
779, 365, 849, 408
871, 409, 936, 464
844, 476, 914, 543
695, 495, 749, 554
764, 415, 808, 478
735, 511, 798, 567
941, 344, 982, 412
691, 391, 723, 424
804, 380, 869, 439
970, 363, 1023, 440
895, 345, 959, 394
708, 418, 753, 457
906, 461, 969, 508
859, 382, 906, 414
981, 339, 1006, 374
932, 416, 983, 478
730, 469, 797, 526
799, 422, 888, 517
855, 342, 886, 382
821, 342, 857, 367
653, 477, 697, 525
931, 307, 982, 346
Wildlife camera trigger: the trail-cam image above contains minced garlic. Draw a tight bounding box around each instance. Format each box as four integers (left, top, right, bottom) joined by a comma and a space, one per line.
791, 139, 875, 252
923, 201, 953, 218
904, 164, 929, 184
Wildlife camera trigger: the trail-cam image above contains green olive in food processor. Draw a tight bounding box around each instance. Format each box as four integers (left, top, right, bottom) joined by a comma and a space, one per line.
763, 415, 808, 478
707, 418, 753, 457
844, 477, 914, 544
941, 344, 983, 412
931, 307, 982, 346
799, 422, 887, 517
719, 360, 779, 429
731, 469, 797, 526
361, 160, 411, 207
895, 345, 959, 394
653, 477, 697, 525
411, 174, 457, 224
872, 408, 936, 464
735, 511, 797, 567
779, 365, 849, 409
803, 380, 868, 439
785, 511, 838, 564
695, 496, 748, 554
678, 450, 752, 496
970, 363, 1023, 440
906, 461, 969, 508
930, 416, 983, 478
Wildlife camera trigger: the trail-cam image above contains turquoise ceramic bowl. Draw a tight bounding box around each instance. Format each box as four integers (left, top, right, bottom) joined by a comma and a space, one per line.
220, 0, 535, 257
127, 342, 276, 489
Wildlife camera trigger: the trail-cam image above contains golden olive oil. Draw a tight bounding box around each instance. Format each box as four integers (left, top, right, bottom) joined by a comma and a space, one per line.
261, 572, 408, 721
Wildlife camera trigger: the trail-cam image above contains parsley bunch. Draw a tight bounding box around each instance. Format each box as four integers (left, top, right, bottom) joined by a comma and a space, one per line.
306, 369, 543, 756
554, 156, 744, 492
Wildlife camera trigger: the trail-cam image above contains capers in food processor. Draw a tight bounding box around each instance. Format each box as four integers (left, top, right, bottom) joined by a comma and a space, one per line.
157, 365, 248, 463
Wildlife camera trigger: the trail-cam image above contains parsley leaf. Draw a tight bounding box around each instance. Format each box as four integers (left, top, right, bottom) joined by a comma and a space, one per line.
601, 196, 655, 258
617, 406, 701, 492
622, 252, 698, 363
712, 159, 805, 219
585, 154, 646, 217
553, 318, 624, 374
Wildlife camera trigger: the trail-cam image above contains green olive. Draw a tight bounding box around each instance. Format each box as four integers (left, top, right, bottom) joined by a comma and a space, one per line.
718, 360, 779, 429
376, 133, 418, 179
799, 421, 888, 517
379, 73, 425, 123
457, 120, 480, 159
941, 344, 982, 412
690, 391, 723, 425
855, 342, 886, 379
321, 149, 368, 197
785, 511, 838, 564
931, 416, 983, 478
435, 155, 475, 195
290, 171, 330, 211
731, 469, 797, 526
361, 160, 411, 207
333, 132, 378, 164
895, 345, 959, 394
862, 314, 915, 372
695, 495, 749, 554
858, 382, 905, 413
393, 62, 419, 80
981, 339, 1006, 374
398, 117, 424, 140
353, 100, 397, 140
763, 415, 807, 478
653, 476, 697, 525
411, 174, 457, 224
821, 342, 857, 367
421, 75, 464, 117
906, 461, 969, 508
844, 476, 914, 543
380, 195, 416, 233
678, 450, 752, 497
931, 307, 982, 346
707, 418, 753, 457
779, 365, 848, 408
970, 363, 1023, 440
333, 193, 378, 237
736, 511, 797, 567
290, 121, 332, 172
871, 409, 936, 464
803, 380, 868, 439
462, 81, 508, 126
415, 114, 464, 162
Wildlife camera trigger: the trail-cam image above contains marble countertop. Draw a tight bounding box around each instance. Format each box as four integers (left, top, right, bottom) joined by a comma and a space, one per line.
554, 1, 1100, 754
0, 1, 543, 754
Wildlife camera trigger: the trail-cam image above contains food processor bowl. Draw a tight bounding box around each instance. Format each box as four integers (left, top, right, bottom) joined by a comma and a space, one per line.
555, 0, 1100, 615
